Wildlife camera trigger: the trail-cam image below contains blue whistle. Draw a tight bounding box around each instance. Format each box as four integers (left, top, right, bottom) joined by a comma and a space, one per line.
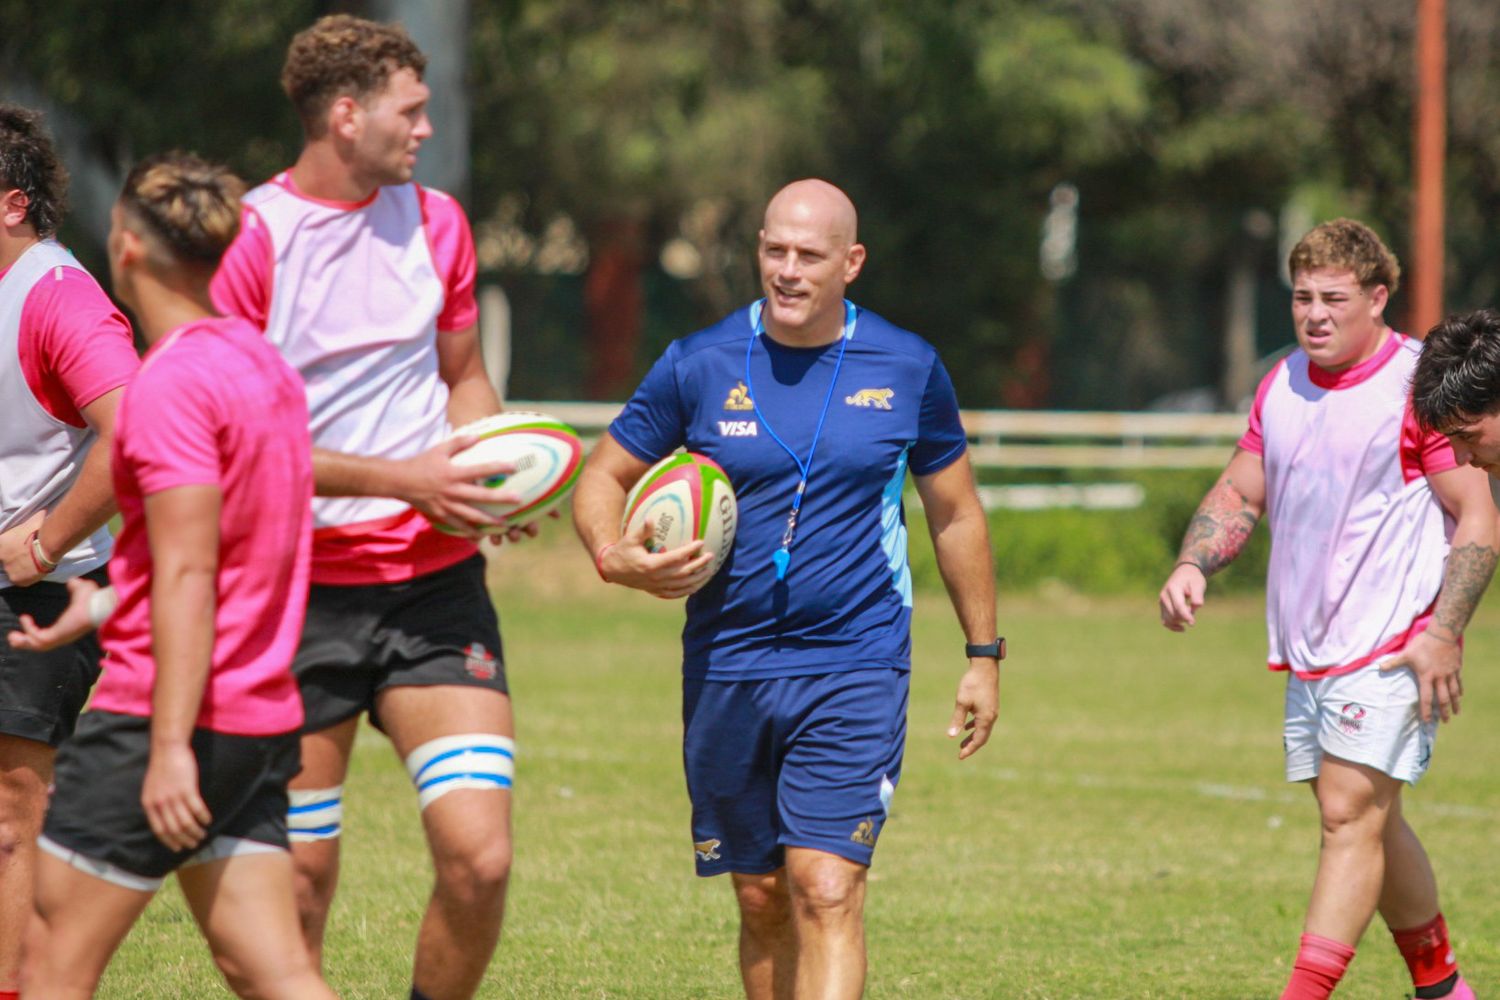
772, 547, 790, 580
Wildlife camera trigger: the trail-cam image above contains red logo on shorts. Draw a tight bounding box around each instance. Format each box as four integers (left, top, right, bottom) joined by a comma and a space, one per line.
1338, 702, 1366, 735
464, 643, 497, 680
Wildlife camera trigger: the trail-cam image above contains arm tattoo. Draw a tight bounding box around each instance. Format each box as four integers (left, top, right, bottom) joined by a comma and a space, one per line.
1431, 541, 1500, 640
1177, 474, 1260, 577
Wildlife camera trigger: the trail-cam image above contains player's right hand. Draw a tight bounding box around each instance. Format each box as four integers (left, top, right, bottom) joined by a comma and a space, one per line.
397, 435, 522, 538
596, 519, 716, 599
1159, 562, 1206, 631
142, 742, 212, 852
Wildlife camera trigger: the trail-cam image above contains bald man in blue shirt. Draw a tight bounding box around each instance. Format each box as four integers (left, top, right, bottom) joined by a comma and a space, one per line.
573, 179, 1001, 1000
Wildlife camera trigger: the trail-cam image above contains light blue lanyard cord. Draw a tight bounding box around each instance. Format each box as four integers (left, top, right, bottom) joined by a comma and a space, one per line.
744, 299, 856, 580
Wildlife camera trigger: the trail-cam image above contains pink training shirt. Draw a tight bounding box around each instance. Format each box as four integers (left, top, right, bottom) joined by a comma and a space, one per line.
1240, 333, 1459, 679
210, 173, 480, 586
91, 317, 313, 736
0, 243, 138, 586
9, 259, 137, 425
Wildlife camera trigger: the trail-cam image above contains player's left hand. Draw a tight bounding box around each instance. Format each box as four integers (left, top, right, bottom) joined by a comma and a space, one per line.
7, 576, 100, 652
948, 658, 1000, 759
0, 510, 48, 588
1378, 629, 1463, 723
142, 742, 213, 852
485, 509, 560, 547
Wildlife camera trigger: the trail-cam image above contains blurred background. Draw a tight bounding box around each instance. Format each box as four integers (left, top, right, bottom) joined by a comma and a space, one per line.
6, 0, 1497, 414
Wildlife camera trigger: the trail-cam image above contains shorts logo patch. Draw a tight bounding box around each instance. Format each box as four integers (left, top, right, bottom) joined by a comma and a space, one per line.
850, 818, 878, 848
694, 838, 722, 861
845, 388, 894, 410
723, 381, 754, 411
464, 643, 498, 680
1337, 702, 1366, 735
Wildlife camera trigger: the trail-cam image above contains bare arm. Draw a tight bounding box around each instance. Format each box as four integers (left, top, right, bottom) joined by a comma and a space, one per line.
0, 386, 124, 586
1426, 464, 1500, 644
141, 484, 220, 852
572, 434, 714, 598
437, 324, 504, 429
914, 453, 999, 760
1378, 463, 1499, 722
1159, 447, 1266, 631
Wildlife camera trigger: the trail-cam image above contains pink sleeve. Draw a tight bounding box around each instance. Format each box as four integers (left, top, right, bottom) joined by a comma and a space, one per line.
20, 266, 138, 427
120, 358, 223, 495
418, 186, 479, 332
1236, 361, 1281, 455
210, 207, 274, 330
1400, 401, 1459, 483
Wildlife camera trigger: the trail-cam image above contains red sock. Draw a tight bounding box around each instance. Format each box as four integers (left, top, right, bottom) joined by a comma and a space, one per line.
1280, 934, 1356, 1000
1392, 912, 1459, 989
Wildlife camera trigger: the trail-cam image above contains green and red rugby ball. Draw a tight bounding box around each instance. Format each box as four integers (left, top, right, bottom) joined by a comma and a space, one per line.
440, 411, 584, 532
622, 452, 738, 576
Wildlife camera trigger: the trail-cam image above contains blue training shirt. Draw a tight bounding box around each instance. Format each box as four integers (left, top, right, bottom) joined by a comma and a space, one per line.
609, 300, 968, 681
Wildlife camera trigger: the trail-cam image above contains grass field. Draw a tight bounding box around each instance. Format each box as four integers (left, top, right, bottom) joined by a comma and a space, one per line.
98, 538, 1500, 999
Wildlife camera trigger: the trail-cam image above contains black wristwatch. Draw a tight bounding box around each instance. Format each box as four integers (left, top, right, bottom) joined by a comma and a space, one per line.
965, 637, 1006, 660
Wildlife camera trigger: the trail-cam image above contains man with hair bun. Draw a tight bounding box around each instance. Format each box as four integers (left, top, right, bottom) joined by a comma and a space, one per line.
0, 102, 138, 1000
212, 15, 520, 1000
12, 151, 335, 999
1159, 219, 1494, 999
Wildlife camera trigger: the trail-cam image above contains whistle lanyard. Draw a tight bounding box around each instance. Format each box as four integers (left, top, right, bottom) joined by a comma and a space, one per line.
744, 298, 856, 581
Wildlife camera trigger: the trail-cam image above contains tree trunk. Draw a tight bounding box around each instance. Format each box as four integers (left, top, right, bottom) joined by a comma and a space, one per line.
584, 217, 648, 400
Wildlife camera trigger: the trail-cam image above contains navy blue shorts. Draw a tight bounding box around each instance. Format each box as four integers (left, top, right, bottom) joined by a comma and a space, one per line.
681, 668, 908, 876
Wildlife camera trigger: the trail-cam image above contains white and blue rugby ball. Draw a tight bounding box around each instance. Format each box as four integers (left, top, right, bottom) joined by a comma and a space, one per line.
621, 452, 738, 577
441, 411, 584, 530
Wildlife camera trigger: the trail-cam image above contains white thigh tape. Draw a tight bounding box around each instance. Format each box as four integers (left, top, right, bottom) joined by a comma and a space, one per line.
404, 734, 515, 810
287, 786, 343, 842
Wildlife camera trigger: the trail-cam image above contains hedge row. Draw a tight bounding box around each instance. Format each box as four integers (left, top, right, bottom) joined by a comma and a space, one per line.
905, 469, 1271, 595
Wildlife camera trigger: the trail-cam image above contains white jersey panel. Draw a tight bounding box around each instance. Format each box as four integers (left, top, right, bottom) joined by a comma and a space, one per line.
1260, 339, 1451, 672
0, 240, 111, 585
246, 180, 451, 529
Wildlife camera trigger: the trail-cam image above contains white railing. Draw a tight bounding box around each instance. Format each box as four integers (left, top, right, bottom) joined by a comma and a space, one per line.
510, 402, 1246, 471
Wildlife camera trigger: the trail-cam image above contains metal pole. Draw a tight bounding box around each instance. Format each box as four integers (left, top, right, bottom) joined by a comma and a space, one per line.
1411, 0, 1445, 338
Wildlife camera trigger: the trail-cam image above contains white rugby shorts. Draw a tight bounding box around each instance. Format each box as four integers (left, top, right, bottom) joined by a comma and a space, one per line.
1283, 664, 1437, 784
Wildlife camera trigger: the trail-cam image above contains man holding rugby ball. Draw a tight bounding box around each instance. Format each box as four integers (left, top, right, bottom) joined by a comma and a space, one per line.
574, 179, 1001, 1000
211, 16, 521, 1000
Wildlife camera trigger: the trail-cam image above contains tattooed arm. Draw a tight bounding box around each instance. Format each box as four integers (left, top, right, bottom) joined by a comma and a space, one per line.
1158, 448, 1267, 632
1378, 463, 1499, 722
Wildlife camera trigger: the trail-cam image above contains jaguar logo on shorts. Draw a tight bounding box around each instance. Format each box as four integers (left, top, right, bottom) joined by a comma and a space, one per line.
849, 818, 878, 847
844, 388, 894, 410
463, 643, 497, 681
694, 838, 722, 861
1337, 702, 1367, 735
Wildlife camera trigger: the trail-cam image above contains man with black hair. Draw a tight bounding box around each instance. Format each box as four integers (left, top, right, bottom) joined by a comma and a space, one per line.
0, 102, 138, 1000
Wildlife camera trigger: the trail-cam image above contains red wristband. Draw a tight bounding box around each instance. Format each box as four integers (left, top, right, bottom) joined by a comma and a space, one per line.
594, 541, 618, 582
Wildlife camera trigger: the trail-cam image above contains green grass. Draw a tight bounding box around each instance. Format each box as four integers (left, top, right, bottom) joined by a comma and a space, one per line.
99, 541, 1500, 998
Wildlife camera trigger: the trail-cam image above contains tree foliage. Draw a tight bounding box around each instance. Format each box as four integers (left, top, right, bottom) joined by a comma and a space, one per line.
5, 0, 1500, 407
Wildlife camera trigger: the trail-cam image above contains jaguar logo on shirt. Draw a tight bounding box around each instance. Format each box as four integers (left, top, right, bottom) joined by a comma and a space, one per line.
845, 388, 894, 410
723, 381, 754, 411
694, 838, 722, 861
717, 420, 758, 437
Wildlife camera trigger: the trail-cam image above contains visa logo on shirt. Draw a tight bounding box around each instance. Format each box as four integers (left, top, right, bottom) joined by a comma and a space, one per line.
717, 420, 759, 437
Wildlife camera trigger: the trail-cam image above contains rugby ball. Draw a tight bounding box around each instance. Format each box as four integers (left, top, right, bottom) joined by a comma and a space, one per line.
440, 411, 584, 531
622, 453, 738, 576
